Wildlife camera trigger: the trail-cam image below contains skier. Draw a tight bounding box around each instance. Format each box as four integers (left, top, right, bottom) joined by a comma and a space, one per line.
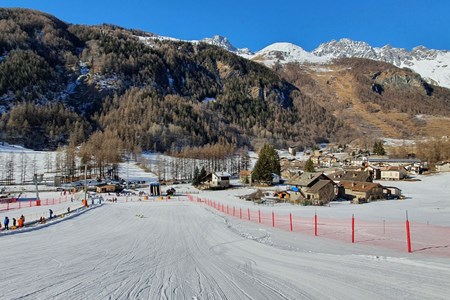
3, 216, 9, 230
49, 209, 53, 219
12, 218, 16, 228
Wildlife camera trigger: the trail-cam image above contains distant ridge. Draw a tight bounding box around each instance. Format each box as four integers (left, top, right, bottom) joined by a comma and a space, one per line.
168, 34, 450, 89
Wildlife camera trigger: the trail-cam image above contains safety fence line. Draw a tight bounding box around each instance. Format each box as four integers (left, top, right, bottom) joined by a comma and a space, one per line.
187, 195, 450, 256
0, 196, 70, 212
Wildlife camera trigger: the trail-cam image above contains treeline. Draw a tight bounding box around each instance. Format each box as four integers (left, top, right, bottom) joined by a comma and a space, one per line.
0, 102, 90, 149
389, 138, 450, 165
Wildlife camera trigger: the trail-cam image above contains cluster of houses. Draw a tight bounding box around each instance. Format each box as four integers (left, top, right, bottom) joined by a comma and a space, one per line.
286, 170, 401, 205
222, 150, 441, 205
201, 167, 402, 205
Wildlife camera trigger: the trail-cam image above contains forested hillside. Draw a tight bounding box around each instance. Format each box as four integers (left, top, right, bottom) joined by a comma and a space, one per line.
0, 8, 347, 151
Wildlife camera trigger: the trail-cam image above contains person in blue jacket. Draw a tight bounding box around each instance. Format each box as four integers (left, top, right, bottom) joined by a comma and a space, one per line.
4, 216, 9, 230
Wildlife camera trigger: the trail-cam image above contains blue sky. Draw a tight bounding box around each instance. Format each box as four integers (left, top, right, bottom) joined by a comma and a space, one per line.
2, 0, 450, 51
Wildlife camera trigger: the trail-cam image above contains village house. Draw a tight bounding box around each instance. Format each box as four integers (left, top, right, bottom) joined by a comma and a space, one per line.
319, 155, 340, 168
368, 157, 422, 168
435, 161, 450, 172
280, 168, 300, 180
271, 173, 281, 185
287, 172, 336, 205
202, 172, 231, 189
239, 170, 252, 184
365, 165, 381, 180
380, 166, 407, 180
96, 184, 116, 193
330, 170, 373, 183
351, 156, 368, 167
310, 150, 324, 166
383, 186, 402, 199
339, 180, 384, 204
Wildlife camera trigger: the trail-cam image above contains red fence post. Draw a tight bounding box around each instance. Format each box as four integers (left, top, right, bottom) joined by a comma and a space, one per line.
227, 205, 229, 215
272, 211, 275, 227
248, 208, 250, 221
406, 211, 412, 253
258, 209, 261, 223
352, 214, 355, 243
290, 213, 293, 232
240, 208, 242, 219
233, 206, 235, 217
314, 213, 318, 236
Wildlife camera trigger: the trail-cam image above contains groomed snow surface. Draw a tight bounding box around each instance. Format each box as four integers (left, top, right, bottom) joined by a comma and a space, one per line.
1, 171, 450, 299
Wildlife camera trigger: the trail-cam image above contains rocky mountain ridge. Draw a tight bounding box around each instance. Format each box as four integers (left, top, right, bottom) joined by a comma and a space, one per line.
179, 35, 450, 89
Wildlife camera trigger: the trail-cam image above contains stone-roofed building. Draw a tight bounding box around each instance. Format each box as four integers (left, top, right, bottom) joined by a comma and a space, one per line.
287, 172, 335, 205
339, 180, 384, 204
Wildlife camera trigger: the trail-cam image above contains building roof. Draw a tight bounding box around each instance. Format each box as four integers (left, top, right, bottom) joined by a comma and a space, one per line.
368, 158, 421, 163
340, 180, 382, 192
331, 170, 372, 182
214, 172, 231, 177
381, 166, 404, 172
305, 180, 332, 194
239, 170, 252, 176
287, 172, 326, 187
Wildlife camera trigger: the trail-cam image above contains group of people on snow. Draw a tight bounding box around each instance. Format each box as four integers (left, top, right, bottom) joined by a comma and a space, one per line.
1, 214, 25, 230
1, 208, 62, 231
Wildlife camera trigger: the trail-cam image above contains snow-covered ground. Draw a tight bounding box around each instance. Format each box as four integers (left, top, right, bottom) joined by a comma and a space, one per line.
1, 190, 450, 299
1, 144, 450, 298
0, 176, 449, 298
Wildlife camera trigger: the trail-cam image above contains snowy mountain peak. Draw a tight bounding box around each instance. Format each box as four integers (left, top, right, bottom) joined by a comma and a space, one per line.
313, 38, 377, 59
249, 38, 450, 89
259, 42, 308, 53
253, 42, 328, 66
201, 35, 237, 52
200, 35, 253, 55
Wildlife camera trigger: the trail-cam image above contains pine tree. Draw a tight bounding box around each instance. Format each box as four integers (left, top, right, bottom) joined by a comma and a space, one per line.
198, 167, 207, 183
373, 141, 386, 155
304, 158, 315, 172
192, 166, 200, 186
251, 144, 280, 184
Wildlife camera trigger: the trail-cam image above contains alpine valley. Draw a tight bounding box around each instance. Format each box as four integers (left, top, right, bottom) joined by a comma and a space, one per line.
1, 8, 450, 151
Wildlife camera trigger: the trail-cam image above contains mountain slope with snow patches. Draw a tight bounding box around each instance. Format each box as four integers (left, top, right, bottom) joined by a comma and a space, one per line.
138, 33, 450, 88
254, 38, 450, 89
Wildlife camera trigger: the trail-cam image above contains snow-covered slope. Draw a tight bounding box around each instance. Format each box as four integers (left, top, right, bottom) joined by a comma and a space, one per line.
252, 42, 328, 65
138, 34, 253, 56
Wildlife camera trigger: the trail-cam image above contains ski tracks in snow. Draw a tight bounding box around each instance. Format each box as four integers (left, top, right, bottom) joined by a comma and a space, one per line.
1, 201, 450, 299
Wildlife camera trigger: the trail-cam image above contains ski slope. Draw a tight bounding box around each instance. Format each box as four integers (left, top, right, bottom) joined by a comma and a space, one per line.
1, 199, 450, 299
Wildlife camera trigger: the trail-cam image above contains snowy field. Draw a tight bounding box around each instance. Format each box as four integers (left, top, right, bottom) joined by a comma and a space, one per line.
0, 173, 449, 299
1, 144, 450, 299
